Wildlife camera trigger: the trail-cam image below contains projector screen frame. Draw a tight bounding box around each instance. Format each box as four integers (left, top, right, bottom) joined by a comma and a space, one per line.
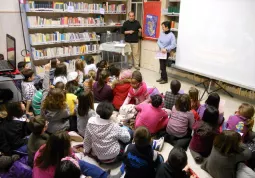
175, 0, 255, 91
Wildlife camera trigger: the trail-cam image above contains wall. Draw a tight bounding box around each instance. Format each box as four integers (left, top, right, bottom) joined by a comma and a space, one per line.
0, 0, 26, 64
0, 0, 25, 102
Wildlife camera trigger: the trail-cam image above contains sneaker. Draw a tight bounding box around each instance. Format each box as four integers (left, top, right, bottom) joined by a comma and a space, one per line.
156, 78, 163, 82
159, 80, 168, 84
134, 66, 140, 70
152, 137, 164, 151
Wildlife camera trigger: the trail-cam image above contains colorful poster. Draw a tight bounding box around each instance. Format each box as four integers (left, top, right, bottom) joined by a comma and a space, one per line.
143, 1, 161, 40
145, 14, 158, 38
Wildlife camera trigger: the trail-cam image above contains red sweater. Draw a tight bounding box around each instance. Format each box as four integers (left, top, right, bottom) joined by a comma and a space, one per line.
112, 83, 132, 110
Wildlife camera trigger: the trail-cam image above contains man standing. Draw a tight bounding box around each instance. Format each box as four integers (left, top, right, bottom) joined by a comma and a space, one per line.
122, 11, 142, 70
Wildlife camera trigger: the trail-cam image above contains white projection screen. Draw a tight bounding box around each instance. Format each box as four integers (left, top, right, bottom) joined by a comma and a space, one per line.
176, 0, 255, 90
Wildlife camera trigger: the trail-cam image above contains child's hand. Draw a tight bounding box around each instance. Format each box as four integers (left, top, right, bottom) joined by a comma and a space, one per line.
26, 111, 34, 117
183, 165, 190, 172
44, 61, 51, 71
56, 59, 60, 64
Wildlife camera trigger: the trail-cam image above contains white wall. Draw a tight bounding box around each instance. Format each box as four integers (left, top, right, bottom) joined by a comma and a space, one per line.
0, 0, 25, 102
0, 0, 26, 64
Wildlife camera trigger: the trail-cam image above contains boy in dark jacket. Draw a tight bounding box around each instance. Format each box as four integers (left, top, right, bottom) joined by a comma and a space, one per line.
156, 147, 191, 178
122, 126, 164, 178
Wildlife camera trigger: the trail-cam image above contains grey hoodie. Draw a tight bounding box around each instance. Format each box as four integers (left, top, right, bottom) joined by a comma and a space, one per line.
41, 71, 70, 134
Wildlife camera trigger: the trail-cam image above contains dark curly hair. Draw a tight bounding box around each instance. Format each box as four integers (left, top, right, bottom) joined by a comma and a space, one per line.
151, 94, 163, 108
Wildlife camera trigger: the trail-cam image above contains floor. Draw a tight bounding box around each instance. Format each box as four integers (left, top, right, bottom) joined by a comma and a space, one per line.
76, 67, 255, 178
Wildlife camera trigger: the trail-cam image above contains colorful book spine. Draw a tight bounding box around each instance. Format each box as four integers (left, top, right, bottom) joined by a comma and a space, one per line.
30, 32, 98, 44
32, 44, 99, 59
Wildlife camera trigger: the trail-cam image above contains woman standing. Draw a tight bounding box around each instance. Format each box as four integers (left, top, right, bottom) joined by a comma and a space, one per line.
157, 21, 176, 84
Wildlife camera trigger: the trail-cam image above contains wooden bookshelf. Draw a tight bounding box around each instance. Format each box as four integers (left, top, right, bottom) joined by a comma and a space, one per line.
163, 12, 179, 17
31, 39, 99, 46
21, 0, 127, 68
163, 0, 180, 61
28, 25, 122, 30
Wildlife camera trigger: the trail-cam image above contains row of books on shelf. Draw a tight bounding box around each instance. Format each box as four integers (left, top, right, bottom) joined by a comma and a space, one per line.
168, 6, 180, 13
171, 21, 179, 29
32, 44, 99, 60
36, 61, 76, 77
27, 16, 104, 28
26, 1, 126, 13
168, 70, 255, 99
30, 32, 99, 45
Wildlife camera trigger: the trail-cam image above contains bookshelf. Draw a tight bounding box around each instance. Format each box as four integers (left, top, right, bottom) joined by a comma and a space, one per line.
21, 0, 127, 69
163, 0, 180, 61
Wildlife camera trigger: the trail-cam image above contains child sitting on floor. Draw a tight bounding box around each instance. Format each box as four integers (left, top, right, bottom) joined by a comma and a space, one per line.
123, 70, 150, 105
84, 102, 131, 164
33, 131, 72, 178
41, 63, 70, 134
84, 55, 97, 75
166, 94, 194, 150
76, 91, 96, 137
122, 126, 164, 178
189, 106, 220, 163
93, 69, 113, 102
197, 93, 224, 126
201, 130, 252, 178
27, 116, 49, 167
53, 63, 67, 85
95, 60, 108, 81
188, 87, 200, 121
75, 59, 85, 86
32, 79, 43, 116
164, 80, 181, 110
3, 102, 29, 153
84, 70, 96, 92
135, 94, 169, 135
108, 64, 120, 83
226, 103, 255, 142
156, 147, 194, 178
21, 68, 37, 116
54, 156, 108, 178
112, 69, 132, 110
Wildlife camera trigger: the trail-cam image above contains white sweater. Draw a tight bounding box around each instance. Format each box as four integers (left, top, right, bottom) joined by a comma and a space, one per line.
84, 115, 131, 160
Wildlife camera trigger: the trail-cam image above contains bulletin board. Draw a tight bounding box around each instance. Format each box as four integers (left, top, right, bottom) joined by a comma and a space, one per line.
143, 1, 161, 40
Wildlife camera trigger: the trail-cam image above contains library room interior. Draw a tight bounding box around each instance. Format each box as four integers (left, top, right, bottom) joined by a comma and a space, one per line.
0, 0, 255, 177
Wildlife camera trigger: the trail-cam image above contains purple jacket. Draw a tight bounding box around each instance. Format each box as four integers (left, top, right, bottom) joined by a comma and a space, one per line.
197, 104, 224, 125
226, 115, 249, 140
93, 82, 113, 102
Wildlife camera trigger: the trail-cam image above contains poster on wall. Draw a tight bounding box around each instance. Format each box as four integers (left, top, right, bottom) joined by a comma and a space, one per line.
143, 1, 161, 40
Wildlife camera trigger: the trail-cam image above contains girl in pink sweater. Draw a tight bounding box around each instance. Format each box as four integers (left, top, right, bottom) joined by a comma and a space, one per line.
135, 94, 169, 134
123, 70, 150, 105
33, 131, 72, 178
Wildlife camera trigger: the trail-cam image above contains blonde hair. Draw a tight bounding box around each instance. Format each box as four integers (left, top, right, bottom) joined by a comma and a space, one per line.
239, 103, 255, 119
238, 103, 255, 130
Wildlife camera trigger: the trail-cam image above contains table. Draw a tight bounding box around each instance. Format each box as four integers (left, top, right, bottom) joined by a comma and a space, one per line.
99, 42, 132, 68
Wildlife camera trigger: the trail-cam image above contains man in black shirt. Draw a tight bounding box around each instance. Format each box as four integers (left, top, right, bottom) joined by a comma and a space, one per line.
122, 11, 142, 70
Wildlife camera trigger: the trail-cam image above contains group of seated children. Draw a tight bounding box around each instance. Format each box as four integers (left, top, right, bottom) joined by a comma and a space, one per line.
0, 55, 254, 178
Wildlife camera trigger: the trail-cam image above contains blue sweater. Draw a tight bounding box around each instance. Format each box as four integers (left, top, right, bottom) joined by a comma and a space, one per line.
157, 32, 176, 52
